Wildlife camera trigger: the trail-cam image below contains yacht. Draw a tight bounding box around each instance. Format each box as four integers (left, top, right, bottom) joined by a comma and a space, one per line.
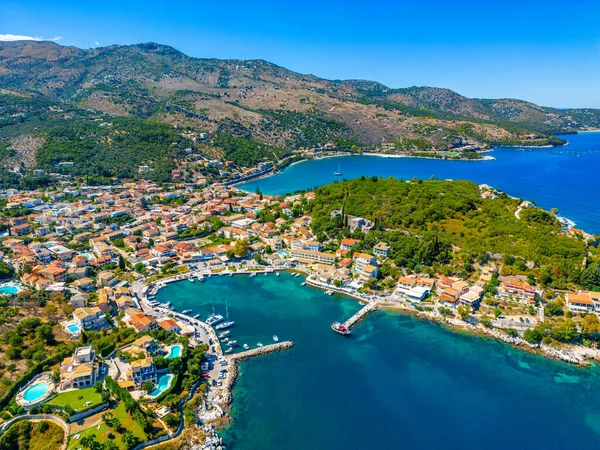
188, 277, 195, 283
272, 335, 279, 342
218, 331, 231, 338
227, 340, 238, 347
182, 309, 193, 315
192, 314, 200, 319
301, 282, 306, 286
257, 342, 263, 347
325, 290, 334, 296
198, 275, 205, 282
243, 343, 249, 350
206, 314, 224, 326
334, 162, 342, 176
215, 321, 235, 330
331, 322, 351, 336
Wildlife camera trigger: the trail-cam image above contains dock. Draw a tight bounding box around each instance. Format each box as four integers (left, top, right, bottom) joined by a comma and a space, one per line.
230, 341, 294, 361
342, 301, 379, 330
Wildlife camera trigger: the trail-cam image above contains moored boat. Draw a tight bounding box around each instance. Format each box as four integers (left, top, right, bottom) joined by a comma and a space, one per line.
215, 321, 235, 330
331, 322, 351, 336
272, 335, 279, 342
206, 314, 224, 326
243, 343, 249, 349
218, 331, 231, 338
182, 309, 193, 315
257, 342, 263, 347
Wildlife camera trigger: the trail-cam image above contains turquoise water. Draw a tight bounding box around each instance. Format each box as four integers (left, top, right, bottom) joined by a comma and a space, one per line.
67, 324, 81, 334
149, 374, 174, 397
23, 382, 49, 402
166, 344, 182, 359
239, 132, 600, 233
0, 285, 18, 296
156, 273, 600, 449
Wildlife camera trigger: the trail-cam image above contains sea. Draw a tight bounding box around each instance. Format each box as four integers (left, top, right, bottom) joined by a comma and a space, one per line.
238, 131, 600, 234
157, 273, 600, 450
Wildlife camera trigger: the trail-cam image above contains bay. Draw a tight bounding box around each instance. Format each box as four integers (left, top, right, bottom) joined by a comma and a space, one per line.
238, 132, 600, 234
156, 273, 600, 450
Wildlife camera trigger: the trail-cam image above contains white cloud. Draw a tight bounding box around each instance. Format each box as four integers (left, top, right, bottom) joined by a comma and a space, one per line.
0, 34, 62, 42
94, 42, 100, 47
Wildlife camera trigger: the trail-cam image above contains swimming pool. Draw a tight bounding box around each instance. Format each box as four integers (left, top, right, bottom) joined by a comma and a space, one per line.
67, 324, 81, 334
149, 374, 174, 397
0, 285, 18, 296
166, 344, 182, 359
22, 382, 50, 403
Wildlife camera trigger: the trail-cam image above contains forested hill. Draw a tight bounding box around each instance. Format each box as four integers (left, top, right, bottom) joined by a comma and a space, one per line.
308, 177, 600, 291
1, 40, 600, 184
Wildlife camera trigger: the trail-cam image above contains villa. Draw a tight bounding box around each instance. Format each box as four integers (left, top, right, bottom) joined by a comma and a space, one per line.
566, 292, 595, 313
131, 335, 161, 356
59, 346, 99, 390
128, 357, 157, 388
373, 242, 391, 258
73, 306, 110, 331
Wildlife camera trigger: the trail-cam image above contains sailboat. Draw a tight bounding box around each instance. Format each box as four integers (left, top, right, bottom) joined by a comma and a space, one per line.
334, 162, 342, 176
215, 300, 235, 330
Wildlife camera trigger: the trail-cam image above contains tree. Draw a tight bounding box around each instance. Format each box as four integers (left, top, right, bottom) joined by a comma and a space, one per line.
493, 308, 502, 319
118, 255, 126, 271
134, 262, 146, 275
141, 381, 155, 393
479, 314, 492, 328
544, 301, 564, 317
35, 323, 55, 344
233, 239, 250, 258
122, 430, 140, 449
582, 314, 600, 338
457, 305, 470, 320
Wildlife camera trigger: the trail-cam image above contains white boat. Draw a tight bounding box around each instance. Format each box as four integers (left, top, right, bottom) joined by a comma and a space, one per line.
264, 272, 268, 276
192, 314, 200, 319
198, 275, 205, 282
276, 272, 280, 276
272, 335, 279, 342
188, 278, 195, 283
164, 301, 172, 307
215, 321, 235, 330
243, 343, 249, 349
182, 309, 193, 315
334, 162, 342, 176
227, 340, 238, 347
301, 282, 306, 286
206, 314, 224, 326
325, 290, 334, 296
225, 348, 233, 354
257, 342, 263, 347
218, 331, 231, 338
229, 273, 233, 277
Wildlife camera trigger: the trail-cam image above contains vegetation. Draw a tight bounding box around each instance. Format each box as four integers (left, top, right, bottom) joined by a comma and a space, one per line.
0, 420, 64, 450
47, 387, 103, 411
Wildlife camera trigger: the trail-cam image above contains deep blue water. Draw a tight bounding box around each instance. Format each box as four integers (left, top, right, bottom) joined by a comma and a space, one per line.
157, 274, 600, 450
239, 132, 600, 233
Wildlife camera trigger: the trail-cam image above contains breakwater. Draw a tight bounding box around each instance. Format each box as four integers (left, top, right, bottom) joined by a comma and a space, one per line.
231, 341, 294, 361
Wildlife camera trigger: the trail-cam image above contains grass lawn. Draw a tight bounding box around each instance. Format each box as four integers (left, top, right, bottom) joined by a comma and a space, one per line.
68, 402, 148, 450
48, 387, 103, 412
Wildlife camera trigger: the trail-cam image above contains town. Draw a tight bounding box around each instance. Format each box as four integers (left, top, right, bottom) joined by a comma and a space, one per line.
0, 157, 599, 449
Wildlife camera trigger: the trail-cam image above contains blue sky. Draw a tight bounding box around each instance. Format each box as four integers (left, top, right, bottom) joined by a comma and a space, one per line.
2, 0, 599, 108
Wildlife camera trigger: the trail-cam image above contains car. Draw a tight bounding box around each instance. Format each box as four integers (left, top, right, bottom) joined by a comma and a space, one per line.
202, 372, 209, 378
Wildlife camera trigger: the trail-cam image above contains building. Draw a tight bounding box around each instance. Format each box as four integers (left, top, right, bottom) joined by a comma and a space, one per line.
159, 318, 182, 334
566, 292, 595, 313
128, 357, 157, 388
73, 307, 109, 331
499, 280, 540, 304
373, 242, 391, 258
290, 249, 336, 265
59, 346, 99, 390
130, 335, 161, 356
353, 252, 377, 273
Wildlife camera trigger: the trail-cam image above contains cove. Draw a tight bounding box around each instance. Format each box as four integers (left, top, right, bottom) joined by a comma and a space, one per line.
156, 273, 600, 450
238, 132, 600, 234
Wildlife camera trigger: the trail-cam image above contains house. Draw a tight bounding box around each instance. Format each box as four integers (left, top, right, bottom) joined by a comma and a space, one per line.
499, 280, 540, 303
358, 264, 379, 281
59, 346, 99, 390
70, 294, 88, 308
353, 252, 377, 273
130, 314, 158, 333
131, 335, 161, 356
159, 318, 182, 334
116, 295, 136, 310
347, 216, 374, 233
340, 238, 360, 251
97, 271, 119, 287
128, 357, 157, 388
373, 242, 391, 258
566, 292, 595, 313
73, 307, 109, 331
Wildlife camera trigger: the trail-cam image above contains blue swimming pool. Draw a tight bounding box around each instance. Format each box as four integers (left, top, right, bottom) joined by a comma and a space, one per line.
149, 374, 174, 397
0, 285, 18, 296
67, 324, 81, 334
166, 344, 182, 359
23, 382, 49, 402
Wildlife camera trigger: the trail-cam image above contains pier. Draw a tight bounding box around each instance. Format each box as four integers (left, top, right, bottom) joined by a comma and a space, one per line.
231, 341, 294, 361
342, 301, 379, 330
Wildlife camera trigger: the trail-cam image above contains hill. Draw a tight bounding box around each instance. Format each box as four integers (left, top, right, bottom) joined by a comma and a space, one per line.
307, 177, 600, 291
1, 40, 599, 182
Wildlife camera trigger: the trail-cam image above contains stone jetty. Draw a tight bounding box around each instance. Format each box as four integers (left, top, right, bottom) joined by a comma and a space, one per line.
342, 301, 379, 330
230, 341, 294, 361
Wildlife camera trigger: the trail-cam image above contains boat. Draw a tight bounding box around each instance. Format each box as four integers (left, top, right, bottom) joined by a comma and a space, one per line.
294, 273, 300, 277
264, 272, 268, 276
225, 348, 233, 354
182, 309, 193, 315
164, 301, 172, 307
276, 272, 280, 277
257, 342, 263, 347
167, 305, 177, 311
192, 314, 200, 319
218, 331, 231, 338
198, 275, 205, 282
334, 162, 342, 176
243, 343, 249, 350
301, 282, 306, 286
215, 321, 235, 330
206, 314, 224, 326
331, 322, 351, 335
227, 340, 238, 347
272, 335, 279, 342
222, 337, 229, 343
188, 277, 195, 283
325, 290, 334, 296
